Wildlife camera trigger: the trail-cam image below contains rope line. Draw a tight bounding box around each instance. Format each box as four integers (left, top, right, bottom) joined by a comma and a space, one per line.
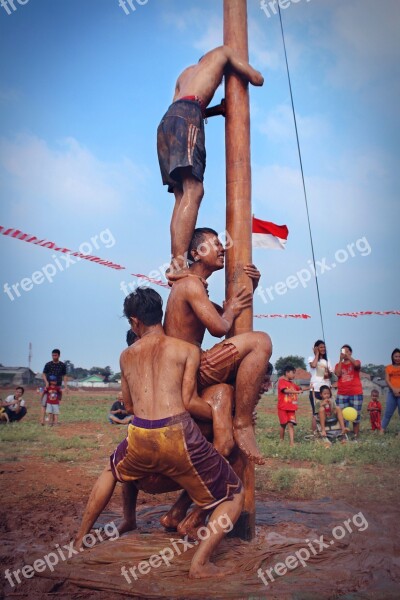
277, 3, 326, 341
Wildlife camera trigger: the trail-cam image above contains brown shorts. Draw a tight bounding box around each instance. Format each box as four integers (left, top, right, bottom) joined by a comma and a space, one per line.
197, 341, 240, 391
110, 412, 242, 509
157, 99, 206, 193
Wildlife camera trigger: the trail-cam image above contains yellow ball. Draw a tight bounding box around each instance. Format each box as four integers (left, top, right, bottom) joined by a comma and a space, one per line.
342, 406, 358, 422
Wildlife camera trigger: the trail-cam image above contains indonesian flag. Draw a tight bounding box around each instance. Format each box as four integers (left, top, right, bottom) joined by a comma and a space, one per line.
252, 216, 289, 249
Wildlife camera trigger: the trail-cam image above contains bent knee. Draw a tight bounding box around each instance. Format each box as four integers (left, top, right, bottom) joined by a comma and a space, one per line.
251, 331, 272, 355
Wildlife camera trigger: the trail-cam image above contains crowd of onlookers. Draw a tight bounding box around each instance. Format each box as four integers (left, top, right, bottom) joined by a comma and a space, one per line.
1, 345, 399, 447
276, 342, 400, 445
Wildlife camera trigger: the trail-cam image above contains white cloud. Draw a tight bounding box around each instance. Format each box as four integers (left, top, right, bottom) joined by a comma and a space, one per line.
258, 104, 330, 142
0, 134, 148, 216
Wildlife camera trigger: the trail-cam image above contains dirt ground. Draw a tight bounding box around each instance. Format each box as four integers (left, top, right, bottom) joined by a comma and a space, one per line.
1, 389, 399, 599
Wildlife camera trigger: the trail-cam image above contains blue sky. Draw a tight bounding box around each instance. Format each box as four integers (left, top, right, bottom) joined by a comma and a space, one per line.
0, 0, 399, 374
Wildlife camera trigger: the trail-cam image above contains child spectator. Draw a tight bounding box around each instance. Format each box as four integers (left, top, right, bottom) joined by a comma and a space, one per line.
367, 389, 382, 432
308, 340, 333, 432
314, 385, 347, 445
277, 365, 303, 447
44, 376, 62, 426
381, 348, 400, 434
109, 392, 131, 425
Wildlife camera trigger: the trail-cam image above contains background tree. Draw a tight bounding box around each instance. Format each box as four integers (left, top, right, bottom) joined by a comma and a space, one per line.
102, 366, 113, 383
275, 355, 306, 376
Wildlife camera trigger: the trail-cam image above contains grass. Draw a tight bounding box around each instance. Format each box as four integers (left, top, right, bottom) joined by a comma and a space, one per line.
59, 394, 113, 423
0, 390, 118, 463
255, 396, 400, 466
1, 390, 399, 473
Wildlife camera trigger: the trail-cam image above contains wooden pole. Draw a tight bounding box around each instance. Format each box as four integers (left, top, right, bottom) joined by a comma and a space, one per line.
224, 0, 255, 540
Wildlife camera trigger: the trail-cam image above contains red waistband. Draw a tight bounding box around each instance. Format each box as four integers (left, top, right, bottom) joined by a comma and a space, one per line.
177, 95, 206, 117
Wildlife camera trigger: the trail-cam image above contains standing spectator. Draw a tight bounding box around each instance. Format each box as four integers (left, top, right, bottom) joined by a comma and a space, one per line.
108, 392, 131, 425
45, 376, 62, 426
308, 340, 333, 432
277, 365, 303, 447
42, 349, 67, 425
368, 389, 382, 432
381, 348, 400, 434
0, 387, 27, 423
334, 345, 363, 438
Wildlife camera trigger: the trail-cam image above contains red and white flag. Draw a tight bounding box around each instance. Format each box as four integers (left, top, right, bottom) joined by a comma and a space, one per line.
252, 216, 289, 249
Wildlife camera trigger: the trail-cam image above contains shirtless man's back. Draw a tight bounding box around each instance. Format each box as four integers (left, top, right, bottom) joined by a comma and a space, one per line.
75, 287, 244, 578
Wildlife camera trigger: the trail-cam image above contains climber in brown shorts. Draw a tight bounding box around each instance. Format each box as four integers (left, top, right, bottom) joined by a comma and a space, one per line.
164, 227, 273, 465
157, 46, 264, 276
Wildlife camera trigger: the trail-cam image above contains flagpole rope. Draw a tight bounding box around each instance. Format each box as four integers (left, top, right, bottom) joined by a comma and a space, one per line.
277, 3, 326, 342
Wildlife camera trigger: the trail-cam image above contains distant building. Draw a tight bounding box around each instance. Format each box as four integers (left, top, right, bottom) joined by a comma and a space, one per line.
68, 375, 110, 388
0, 366, 35, 386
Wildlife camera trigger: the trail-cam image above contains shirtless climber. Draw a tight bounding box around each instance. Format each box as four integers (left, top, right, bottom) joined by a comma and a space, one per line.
164, 227, 273, 465
74, 287, 244, 578
157, 45, 264, 274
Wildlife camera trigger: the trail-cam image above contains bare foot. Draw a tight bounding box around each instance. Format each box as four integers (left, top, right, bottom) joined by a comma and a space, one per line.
189, 561, 235, 579
177, 508, 208, 541
73, 537, 84, 552
160, 491, 192, 531
117, 520, 137, 536
233, 424, 265, 465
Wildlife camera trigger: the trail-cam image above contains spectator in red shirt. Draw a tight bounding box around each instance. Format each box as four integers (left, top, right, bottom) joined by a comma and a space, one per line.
277, 365, 305, 447
367, 389, 382, 432
334, 344, 363, 438
44, 376, 62, 426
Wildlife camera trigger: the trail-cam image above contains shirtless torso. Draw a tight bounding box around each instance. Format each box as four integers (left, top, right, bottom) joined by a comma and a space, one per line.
164, 231, 272, 464
120, 325, 199, 420
173, 45, 264, 108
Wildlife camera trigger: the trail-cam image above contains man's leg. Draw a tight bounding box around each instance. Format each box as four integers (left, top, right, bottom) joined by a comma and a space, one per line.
161, 384, 234, 533
118, 482, 138, 535
201, 384, 234, 457
351, 395, 363, 438
75, 464, 117, 549
160, 490, 193, 531
177, 506, 209, 540
189, 487, 244, 579
279, 424, 285, 442
170, 169, 204, 271
228, 332, 272, 464
15, 407, 27, 422
381, 390, 397, 432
